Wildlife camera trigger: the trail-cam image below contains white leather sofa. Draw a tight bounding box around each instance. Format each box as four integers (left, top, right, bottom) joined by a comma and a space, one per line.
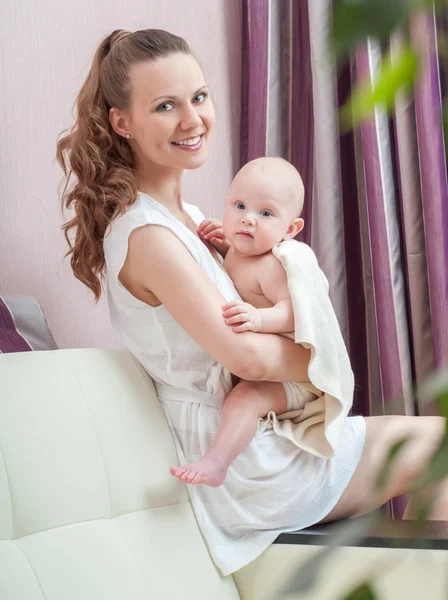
1, 349, 447, 600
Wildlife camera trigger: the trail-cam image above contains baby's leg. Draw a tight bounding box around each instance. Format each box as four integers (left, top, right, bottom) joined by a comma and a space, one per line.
169, 381, 287, 487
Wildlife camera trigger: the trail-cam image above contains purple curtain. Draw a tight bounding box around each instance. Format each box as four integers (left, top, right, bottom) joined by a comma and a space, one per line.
240, 0, 448, 517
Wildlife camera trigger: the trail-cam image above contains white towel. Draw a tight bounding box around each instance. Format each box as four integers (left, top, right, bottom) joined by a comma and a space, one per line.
260, 239, 354, 458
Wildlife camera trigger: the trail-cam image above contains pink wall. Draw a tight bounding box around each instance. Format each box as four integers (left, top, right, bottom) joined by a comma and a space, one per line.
0, 0, 242, 349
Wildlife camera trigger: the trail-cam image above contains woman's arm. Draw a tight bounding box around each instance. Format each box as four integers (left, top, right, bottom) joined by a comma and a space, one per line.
120, 225, 311, 382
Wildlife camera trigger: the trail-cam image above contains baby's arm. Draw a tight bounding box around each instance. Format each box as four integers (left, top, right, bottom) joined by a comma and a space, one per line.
256, 300, 294, 334
223, 255, 294, 334
257, 255, 294, 333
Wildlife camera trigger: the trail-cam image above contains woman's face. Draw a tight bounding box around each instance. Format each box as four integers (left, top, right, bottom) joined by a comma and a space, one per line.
125, 53, 215, 172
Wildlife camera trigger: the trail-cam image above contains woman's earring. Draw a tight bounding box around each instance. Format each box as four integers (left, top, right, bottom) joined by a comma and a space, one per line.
126, 133, 132, 139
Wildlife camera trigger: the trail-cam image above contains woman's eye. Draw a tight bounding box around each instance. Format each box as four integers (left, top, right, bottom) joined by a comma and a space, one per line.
193, 92, 208, 103
261, 210, 272, 217
156, 102, 174, 112
236, 202, 245, 210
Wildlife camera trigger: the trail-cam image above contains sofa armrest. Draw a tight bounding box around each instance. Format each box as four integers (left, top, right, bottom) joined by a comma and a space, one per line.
274, 517, 448, 550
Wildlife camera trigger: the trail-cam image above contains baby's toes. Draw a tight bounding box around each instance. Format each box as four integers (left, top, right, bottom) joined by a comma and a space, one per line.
186, 471, 197, 483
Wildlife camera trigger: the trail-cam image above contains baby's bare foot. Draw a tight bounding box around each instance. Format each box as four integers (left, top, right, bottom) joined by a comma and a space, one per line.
169, 458, 227, 487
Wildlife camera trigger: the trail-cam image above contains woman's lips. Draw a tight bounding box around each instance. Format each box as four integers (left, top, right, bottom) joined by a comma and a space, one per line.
171, 134, 204, 151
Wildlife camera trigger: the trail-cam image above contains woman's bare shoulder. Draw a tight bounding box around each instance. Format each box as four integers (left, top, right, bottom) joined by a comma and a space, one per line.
120, 224, 262, 378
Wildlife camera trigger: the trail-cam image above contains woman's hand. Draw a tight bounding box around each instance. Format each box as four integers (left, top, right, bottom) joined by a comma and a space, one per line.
197, 218, 231, 257
222, 301, 262, 333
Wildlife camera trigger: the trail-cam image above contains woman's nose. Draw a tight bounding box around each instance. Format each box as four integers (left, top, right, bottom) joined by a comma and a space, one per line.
179, 104, 202, 130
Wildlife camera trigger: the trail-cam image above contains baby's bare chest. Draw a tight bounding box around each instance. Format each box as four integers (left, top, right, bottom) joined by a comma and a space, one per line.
224, 255, 273, 308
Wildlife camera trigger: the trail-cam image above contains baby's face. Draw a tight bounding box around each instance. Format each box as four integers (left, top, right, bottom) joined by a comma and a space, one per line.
223, 171, 301, 257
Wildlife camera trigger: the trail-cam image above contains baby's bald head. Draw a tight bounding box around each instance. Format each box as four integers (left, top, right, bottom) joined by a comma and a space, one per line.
231, 157, 305, 218
224, 156, 305, 255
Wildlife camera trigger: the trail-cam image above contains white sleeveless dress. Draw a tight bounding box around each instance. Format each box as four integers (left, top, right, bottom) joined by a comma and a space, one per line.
103, 192, 366, 576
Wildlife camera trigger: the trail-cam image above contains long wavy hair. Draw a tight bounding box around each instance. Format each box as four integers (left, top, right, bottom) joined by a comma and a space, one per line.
56, 29, 191, 301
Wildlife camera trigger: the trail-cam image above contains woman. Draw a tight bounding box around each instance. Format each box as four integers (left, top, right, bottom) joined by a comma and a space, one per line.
57, 29, 448, 576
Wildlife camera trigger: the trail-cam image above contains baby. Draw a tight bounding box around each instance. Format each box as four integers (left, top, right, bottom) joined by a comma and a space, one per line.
170, 157, 307, 487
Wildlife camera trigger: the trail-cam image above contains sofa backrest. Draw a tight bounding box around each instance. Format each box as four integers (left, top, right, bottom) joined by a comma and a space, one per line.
0, 348, 240, 599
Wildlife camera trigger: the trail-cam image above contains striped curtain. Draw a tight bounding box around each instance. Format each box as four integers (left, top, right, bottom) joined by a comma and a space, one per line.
241, 0, 448, 514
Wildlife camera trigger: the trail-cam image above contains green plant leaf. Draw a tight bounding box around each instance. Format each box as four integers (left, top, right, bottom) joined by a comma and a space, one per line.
279, 511, 381, 597
332, 0, 410, 59
332, 0, 445, 60
404, 375, 448, 519
437, 390, 448, 421
414, 496, 432, 522
340, 46, 419, 129
341, 582, 378, 600
418, 368, 448, 404
421, 434, 448, 484
418, 369, 448, 424
421, 0, 447, 11
374, 437, 409, 492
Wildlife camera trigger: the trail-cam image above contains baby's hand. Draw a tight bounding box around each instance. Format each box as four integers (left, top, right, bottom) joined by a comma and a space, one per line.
197, 218, 231, 257
222, 301, 262, 333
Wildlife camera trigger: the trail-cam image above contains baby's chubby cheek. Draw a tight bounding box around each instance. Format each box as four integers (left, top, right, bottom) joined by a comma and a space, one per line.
221, 214, 233, 239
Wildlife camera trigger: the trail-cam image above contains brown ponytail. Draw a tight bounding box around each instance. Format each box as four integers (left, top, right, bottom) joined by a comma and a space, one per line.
57, 29, 191, 301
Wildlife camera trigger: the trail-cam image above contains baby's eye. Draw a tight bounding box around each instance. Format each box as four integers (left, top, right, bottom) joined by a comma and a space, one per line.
236, 202, 245, 210
193, 92, 208, 103
156, 102, 174, 112
260, 210, 272, 217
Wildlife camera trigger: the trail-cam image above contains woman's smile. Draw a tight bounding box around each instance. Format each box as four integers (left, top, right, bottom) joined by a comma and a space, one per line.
171, 133, 204, 151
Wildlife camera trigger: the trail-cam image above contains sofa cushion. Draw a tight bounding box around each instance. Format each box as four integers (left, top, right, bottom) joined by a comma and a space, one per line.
0, 349, 240, 599
0, 295, 57, 353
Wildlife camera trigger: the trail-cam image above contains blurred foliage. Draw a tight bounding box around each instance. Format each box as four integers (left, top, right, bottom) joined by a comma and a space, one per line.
333, 0, 447, 136
333, 0, 446, 61
374, 437, 410, 493
280, 511, 381, 596
332, 0, 412, 59
342, 583, 377, 600
339, 46, 419, 130
281, 1, 448, 598
280, 368, 448, 599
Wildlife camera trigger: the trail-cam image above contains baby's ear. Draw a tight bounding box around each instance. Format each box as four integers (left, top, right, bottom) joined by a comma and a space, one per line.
283, 218, 304, 241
